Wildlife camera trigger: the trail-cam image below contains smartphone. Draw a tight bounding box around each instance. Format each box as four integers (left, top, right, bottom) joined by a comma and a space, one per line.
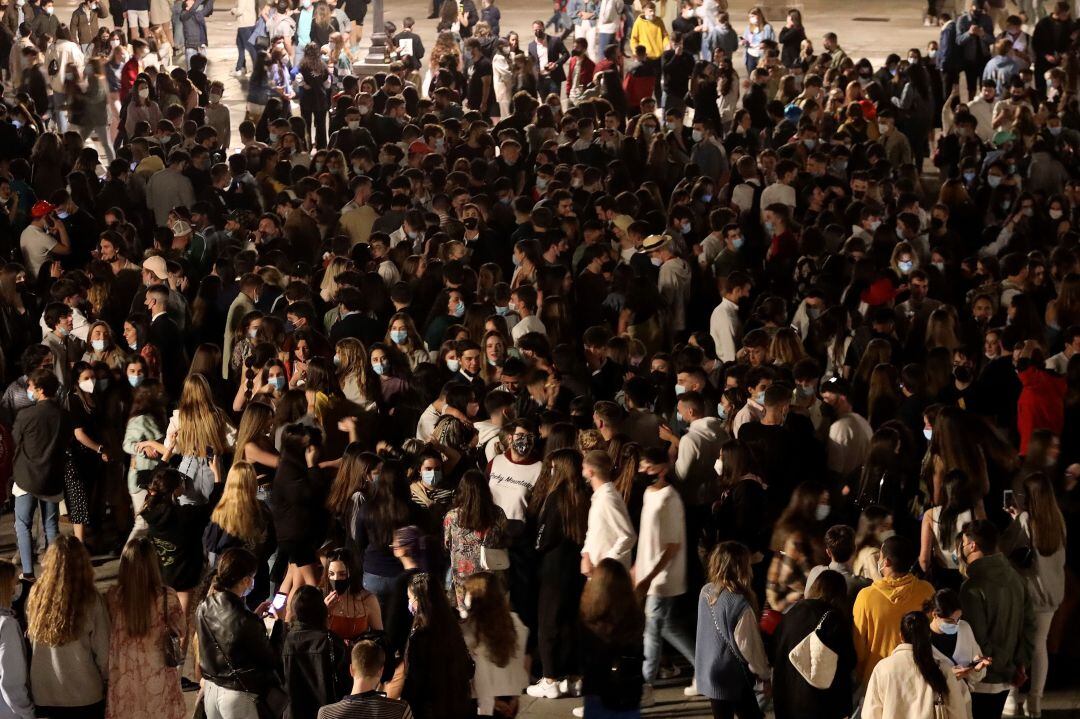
271, 592, 287, 612
1003, 490, 1015, 508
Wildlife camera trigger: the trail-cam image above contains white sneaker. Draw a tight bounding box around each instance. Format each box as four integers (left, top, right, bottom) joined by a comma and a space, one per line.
640, 684, 656, 708
559, 678, 582, 698
526, 678, 563, 699
658, 665, 682, 680
571, 707, 584, 718
683, 679, 700, 697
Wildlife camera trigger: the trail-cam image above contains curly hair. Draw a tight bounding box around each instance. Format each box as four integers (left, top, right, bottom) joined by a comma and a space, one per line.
27, 536, 99, 646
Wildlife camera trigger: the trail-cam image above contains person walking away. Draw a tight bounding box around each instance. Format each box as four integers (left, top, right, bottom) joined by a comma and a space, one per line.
25, 536, 110, 718
11, 369, 69, 580
316, 640, 414, 719
772, 570, 856, 719
634, 447, 696, 706
104, 538, 186, 719
581, 449, 637, 574
695, 541, 770, 719
579, 558, 646, 718
1001, 473, 1064, 719
957, 520, 1036, 719
460, 572, 530, 718
862, 612, 970, 719
852, 535, 935, 688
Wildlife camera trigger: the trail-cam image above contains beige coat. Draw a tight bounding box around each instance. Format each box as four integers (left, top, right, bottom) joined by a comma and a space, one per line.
863, 644, 971, 719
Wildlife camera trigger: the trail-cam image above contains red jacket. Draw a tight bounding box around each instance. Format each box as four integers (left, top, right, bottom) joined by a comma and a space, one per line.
566, 55, 596, 93
1017, 366, 1066, 454
120, 57, 140, 103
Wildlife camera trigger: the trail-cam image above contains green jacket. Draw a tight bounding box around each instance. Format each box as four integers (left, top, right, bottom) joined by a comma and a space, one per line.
959, 552, 1035, 685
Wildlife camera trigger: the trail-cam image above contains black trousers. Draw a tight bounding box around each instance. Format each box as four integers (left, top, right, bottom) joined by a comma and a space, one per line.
971, 690, 1009, 719
710, 694, 764, 719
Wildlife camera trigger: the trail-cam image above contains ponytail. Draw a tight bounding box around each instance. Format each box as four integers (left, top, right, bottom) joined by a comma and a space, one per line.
900, 611, 950, 698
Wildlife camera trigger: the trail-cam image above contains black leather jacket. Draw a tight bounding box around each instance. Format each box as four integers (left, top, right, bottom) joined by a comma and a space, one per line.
197, 590, 281, 694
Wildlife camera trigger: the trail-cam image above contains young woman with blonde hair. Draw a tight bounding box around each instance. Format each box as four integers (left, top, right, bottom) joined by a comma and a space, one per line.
82, 320, 129, 370
335, 337, 378, 409
231, 400, 281, 479
104, 537, 186, 719
325, 445, 380, 541
204, 462, 274, 600
159, 373, 235, 504
26, 536, 110, 718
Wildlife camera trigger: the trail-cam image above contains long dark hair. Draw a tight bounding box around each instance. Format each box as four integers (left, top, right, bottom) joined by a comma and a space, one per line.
363, 460, 411, 545
900, 611, 950, 698
452, 469, 500, 533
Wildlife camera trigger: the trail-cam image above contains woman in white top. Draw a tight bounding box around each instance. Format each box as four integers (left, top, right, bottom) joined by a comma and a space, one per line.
460, 572, 529, 718
925, 588, 988, 707
1002, 472, 1067, 719
919, 469, 977, 589
863, 612, 969, 719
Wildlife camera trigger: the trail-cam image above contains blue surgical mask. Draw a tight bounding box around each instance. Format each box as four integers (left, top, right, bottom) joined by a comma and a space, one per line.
963, 170, 976, 183
333, 355, 342, 367
701, 193, 713, 203
938, 621, 959, 636
269, 376, 286, 391
128, 374, 144, 388
898, 260, 914, 274
717, 404, 727, 420
923, 428, 933, 441
26, 388, 36, 403
372, 361, 387, 376
764, 221, 775, 235
446, 358, 461, 373
495, 305, 509, 316
452, 302, 465, 318
421, 468, 441, 485
91, 339, 106, 352
732, 236, 745, 249
987, 175, 1002, 188
755, 391, 765, 405
390, 329, 408, 344
56, 210, 69, 220
651, 256, 663, 267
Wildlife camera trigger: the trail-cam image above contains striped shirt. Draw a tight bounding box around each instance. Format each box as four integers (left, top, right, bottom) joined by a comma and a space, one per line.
317, 692, 414, 719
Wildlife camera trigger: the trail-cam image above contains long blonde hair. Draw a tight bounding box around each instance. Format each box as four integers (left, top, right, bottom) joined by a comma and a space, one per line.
1024, 472, 1066, 556
176, 373, 229, 457
210, 462, 266, 546
335, 338, 371, 397
115, 537, 164, 637
27, 536, 99, 646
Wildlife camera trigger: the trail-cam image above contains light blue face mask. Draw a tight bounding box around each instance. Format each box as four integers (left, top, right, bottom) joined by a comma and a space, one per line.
128, 374, 144, 388
25, 388, 36, 403
717, 404, 727, 420
938, 621, 959, 636
987, 175, 1002, 188
732, 236, 745, 250
495, 305, 509, 316
333, 355, 342, 367
512, 254, 522, 267
269, 376, 286, 391
390, 330, 408, 344
764, 221, 775, 235
421, 469, 441, 485
452, 302, 465, 318
372, 361, 387, 376
701, 193, 713, 203
56, 210, 69, 220
755, 391, 765, 404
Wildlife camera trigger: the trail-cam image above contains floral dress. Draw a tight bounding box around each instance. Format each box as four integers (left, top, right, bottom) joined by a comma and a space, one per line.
104, 585, 186, 719
442, 506, 508, 609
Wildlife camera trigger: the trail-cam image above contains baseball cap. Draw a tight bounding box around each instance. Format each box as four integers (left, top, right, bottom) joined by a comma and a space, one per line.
820, 376, 852, 397
30, 200, 54, 219
142, 255, 169, 280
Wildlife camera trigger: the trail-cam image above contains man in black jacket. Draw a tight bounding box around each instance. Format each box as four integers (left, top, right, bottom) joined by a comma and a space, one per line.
528, 19, 570, 98
146, 283, 189, 398
329, 286, 383, 347
12, 369, 70, 579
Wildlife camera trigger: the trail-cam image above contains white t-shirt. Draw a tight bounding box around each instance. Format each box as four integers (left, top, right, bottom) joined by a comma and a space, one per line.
20, 224, 56, 280
487, 453, 542, 522
635, 484, 686, 597
510, 314, 546, 343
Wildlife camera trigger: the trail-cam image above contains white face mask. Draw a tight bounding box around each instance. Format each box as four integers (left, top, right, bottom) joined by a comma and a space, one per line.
44, 5, 53, 14
138, 88, 149, 100
78, 378, 96, 394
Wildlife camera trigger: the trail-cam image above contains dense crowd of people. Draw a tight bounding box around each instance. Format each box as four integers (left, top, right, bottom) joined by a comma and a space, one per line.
0, 0, 1074, 717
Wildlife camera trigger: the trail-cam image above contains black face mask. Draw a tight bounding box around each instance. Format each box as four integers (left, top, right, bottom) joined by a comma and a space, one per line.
332, 578, 350, 594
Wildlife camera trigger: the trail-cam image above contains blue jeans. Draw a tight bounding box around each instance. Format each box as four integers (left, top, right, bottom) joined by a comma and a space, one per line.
597, 32, 615, 56
583, 695, 640, 718
745, 52, 760, 74
642, 594, 696, 682
14, 494, 59, 576
236, 26, 255, 70
50, 92, 68, 133
363, 571, 399, 616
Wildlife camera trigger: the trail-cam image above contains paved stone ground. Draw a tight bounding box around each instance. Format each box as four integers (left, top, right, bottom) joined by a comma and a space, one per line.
19, 0, 1079, 714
